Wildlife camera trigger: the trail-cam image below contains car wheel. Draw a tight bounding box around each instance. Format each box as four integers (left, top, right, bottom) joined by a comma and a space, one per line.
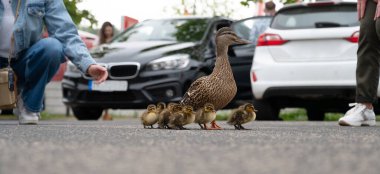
253, 100, 280, 120
72, 107, 103, 120
307, 108, 325, 121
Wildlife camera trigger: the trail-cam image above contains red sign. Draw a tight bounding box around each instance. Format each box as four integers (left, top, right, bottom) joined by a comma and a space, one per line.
121, 16, 138, 30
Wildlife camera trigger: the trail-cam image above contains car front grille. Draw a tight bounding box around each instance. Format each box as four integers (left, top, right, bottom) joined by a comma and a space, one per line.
108, 62, 140, 79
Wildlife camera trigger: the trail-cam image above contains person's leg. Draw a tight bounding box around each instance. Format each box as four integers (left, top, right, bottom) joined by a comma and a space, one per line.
339, 0, 378, 126
356, 1, 380, 105
12, 38, 65, 113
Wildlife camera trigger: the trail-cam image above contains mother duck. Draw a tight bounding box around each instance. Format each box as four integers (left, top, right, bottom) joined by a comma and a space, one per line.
180, 27, 251, 129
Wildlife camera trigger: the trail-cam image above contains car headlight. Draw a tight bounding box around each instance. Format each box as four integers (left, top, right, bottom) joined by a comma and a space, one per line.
147, 54, 190, 71
66, 61, 80, 73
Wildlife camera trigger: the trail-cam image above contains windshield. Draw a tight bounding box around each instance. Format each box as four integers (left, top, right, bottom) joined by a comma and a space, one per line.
271, 5, 359, 30
113, 18, 209, 43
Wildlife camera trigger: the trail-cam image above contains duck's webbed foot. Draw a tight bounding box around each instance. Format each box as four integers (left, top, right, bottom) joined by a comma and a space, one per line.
203, 124, 213, 130
239, 125, 250, 130
234, 125, 240, 130
198, 123, 205, 129
179, 126, 187, 130
209, 120, 222, 130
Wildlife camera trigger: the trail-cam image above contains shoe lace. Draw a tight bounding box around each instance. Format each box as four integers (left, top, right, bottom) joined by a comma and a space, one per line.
346, 103, 366, 116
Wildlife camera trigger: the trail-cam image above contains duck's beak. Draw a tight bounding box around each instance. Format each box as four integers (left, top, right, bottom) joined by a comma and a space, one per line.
234, 37, 252, 45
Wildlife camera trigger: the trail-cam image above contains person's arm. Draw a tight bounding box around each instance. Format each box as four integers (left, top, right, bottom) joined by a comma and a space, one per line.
43, 0, 107, 83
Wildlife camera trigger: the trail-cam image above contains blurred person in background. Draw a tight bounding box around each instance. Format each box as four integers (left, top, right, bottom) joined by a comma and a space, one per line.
99, 21, 115, 45
98, 21, 115, 120
249, 1, 276, 45
338, 0, 379, 126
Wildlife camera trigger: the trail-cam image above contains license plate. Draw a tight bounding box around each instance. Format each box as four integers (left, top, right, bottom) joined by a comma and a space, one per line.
88, 80, 128, 92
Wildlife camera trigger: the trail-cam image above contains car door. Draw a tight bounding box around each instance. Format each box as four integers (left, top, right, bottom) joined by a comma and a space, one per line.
229, 16, 272, 100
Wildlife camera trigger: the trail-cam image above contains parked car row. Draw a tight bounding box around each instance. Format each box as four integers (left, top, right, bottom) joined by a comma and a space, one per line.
62, 16, 266, 120
62, 0, 366, 121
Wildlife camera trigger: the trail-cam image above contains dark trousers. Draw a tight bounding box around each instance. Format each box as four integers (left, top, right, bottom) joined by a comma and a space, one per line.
356, 0, 380, 104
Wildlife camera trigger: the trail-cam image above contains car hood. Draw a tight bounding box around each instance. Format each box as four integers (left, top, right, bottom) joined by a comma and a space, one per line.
91, 41, 197, 64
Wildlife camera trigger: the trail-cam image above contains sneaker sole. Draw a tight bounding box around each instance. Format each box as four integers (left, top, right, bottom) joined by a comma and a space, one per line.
19, 120, 38, 125
362, 120, 376, 126
339, 120, 376, 127
338, 120, 360, 127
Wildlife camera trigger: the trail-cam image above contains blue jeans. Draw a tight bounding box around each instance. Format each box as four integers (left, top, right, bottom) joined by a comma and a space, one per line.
0, 38, 65, 112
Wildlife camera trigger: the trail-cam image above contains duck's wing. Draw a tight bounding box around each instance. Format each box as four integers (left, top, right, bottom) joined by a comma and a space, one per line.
227, 110, 244, 125
158, 110, 168, 123
180, 76, 208, 109
141, 111, 148, 124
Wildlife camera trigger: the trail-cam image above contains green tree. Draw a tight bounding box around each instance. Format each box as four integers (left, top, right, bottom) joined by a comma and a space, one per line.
170, 0, 235, 17
240, 0, 301, 7
63, 0, 97, 28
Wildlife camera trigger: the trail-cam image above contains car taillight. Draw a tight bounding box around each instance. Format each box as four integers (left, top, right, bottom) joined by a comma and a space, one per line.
252, 71, 257, 82
345, 31, 359, 43
257, 33, 288, 46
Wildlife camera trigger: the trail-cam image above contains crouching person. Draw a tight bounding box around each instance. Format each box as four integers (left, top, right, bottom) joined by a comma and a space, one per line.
0, 0, 108, 124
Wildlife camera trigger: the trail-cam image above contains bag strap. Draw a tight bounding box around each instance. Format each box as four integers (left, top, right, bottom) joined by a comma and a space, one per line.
8, 0, 22, 67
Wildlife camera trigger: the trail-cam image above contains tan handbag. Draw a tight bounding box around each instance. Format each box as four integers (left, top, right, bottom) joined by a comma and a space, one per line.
0, 0, 21, 109
0, 68, 17, 109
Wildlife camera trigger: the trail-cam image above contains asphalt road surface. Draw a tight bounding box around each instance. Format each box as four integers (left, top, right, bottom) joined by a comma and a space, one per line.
0, 120, 379, 174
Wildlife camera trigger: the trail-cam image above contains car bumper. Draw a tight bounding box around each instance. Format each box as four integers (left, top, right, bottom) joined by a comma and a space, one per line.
251, 59, 358, 99
62, 70, 196, 109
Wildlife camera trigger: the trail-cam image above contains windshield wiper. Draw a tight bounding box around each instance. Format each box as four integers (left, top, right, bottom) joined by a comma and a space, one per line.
315, 22, 348, 28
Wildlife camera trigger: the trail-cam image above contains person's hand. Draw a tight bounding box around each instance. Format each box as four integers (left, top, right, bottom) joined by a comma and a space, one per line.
87, 64, 108, 84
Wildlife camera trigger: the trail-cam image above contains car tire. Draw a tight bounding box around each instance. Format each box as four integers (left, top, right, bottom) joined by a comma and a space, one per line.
307, 108, 325, 121
253, 100, 280, 120
72, 107, 103, 120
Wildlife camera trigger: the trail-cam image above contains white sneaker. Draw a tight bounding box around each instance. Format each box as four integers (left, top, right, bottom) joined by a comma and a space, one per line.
14, 95, 39, 125
338, 103, 376, 127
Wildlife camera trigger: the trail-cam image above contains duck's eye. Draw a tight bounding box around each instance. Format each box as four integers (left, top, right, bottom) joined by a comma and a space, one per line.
222, 31, 237, 37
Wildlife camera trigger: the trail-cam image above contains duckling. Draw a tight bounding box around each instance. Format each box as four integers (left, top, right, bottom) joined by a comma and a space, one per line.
141, 104, 159, 129
194, 103, 217, 130
157, 103, 177, 129
227, 103, 257, 130
167, 104, 183, 129
156, 102, 166, 115
169, 105, 195, 130
180, 27, 251, 129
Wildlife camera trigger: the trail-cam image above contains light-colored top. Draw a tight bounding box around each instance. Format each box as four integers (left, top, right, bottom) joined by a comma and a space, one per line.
0, 0, 15, 58
249, 18, 272, 45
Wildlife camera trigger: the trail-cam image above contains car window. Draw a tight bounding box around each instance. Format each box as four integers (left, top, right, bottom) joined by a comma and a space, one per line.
232, 17, 272, 44
271, 5, 359, 30
113, 18, 209, 43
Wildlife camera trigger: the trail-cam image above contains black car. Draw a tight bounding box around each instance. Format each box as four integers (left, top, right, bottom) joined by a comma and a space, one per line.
62, 16, 270, 120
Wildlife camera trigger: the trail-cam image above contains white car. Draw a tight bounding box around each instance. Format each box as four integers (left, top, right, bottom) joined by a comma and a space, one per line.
250, 1, 361, 120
